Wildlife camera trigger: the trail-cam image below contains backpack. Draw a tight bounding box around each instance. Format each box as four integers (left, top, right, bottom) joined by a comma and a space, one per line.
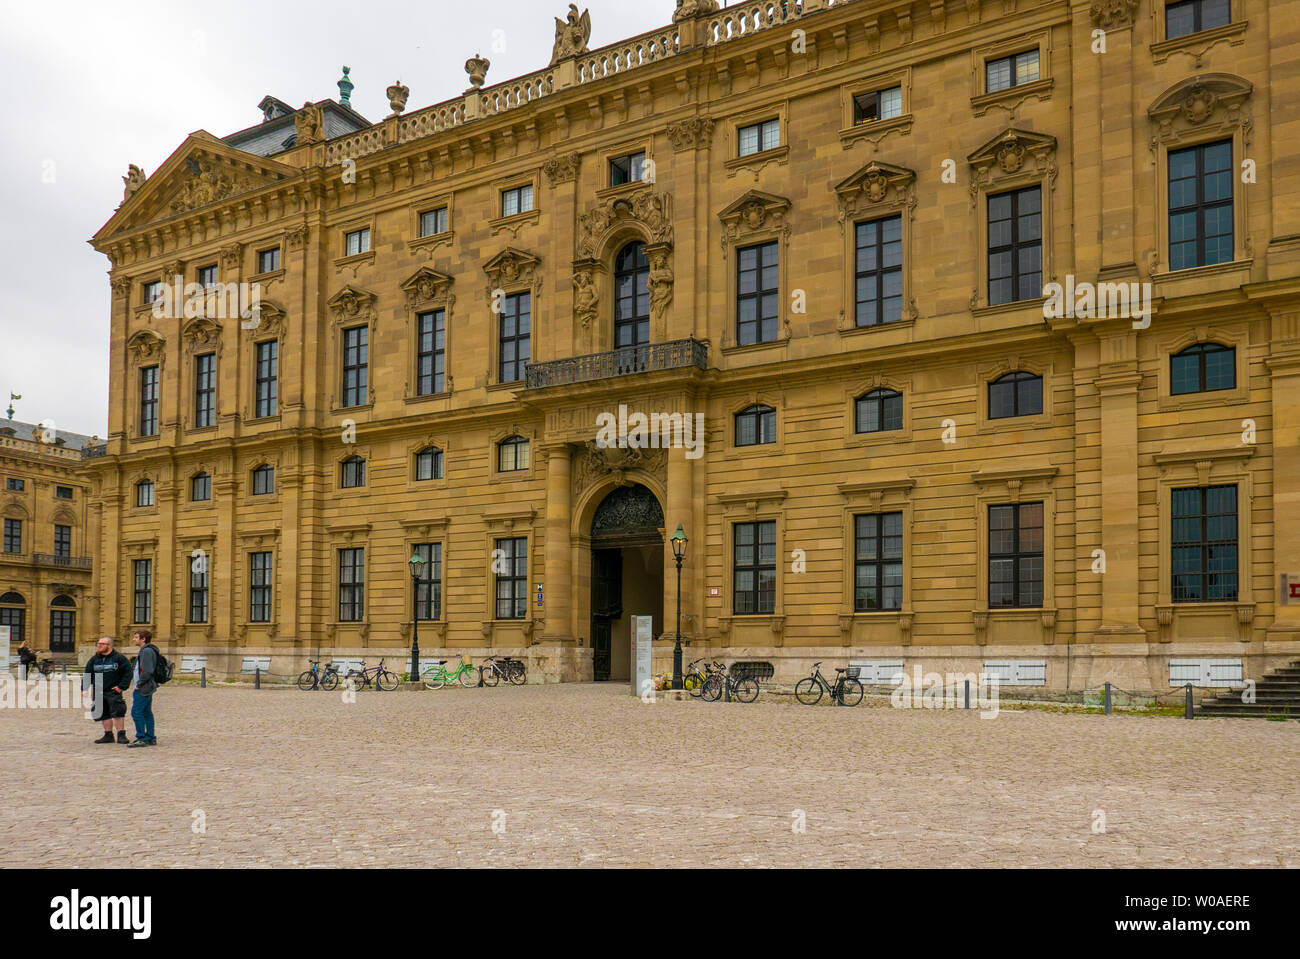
151, 647, 174, 686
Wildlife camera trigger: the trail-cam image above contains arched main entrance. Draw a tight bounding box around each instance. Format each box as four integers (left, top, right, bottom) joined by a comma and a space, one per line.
589, 484, 665, 682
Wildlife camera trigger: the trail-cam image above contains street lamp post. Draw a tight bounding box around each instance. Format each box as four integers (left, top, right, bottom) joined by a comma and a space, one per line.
670, 524, 688, 691
409, 553, 425, 687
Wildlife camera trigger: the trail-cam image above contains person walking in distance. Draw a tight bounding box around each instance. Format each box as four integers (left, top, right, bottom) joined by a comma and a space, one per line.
84, 637, 131, 744
127, 629, 160, 748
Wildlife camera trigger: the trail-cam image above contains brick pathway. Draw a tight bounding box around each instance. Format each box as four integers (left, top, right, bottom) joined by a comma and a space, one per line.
1, 683, 1296, 867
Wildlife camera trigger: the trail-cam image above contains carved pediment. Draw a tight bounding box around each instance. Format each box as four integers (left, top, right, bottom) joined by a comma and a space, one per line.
401, 268, 456, 310
126, 329, 166, 365
181, 317, 223, 354
483, 248, 542, 292
328, 286, 378, 324
577, 190, 674, 259
968, 128, 1057, 178
1148, 74, 1253, 152
249, 301, 287, 337
835, 161, 916, 226
718, 190, 792, 249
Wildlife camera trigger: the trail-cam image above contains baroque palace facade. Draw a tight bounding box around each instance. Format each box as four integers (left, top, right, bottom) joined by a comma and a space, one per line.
86, 0, 1300, 690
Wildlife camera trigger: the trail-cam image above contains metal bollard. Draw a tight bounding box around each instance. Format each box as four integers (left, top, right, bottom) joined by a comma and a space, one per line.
964, 679, 972, 710
200, 667, 207, 689
1184, 682, 1194, 720
255, 667, 261, 690
1104, 682, 1113, 715
61, 664, 68, 681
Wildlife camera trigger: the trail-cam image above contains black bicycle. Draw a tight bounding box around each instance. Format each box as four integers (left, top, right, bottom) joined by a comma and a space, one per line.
795, 662, 863, 707
481, 657, 527, 687
700, 662, 760, 703
297, 660, 340, 691
344, 658, 400, 692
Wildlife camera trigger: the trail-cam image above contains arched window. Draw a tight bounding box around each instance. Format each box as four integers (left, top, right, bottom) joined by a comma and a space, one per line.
191, 472, 212, 502
498, 436, 530, 473
0, 591, 26, 646
735, 405, 776, 447
614, 242, 651, 350
988, 371, 1043, 419
341, 456, 367, 489
251, 464, 275, 496
1171, 343, 1235, 395
855, 389, 903, 434
415, 447, 444, 482
135, 480, 155, 508
49, 595, 76, 653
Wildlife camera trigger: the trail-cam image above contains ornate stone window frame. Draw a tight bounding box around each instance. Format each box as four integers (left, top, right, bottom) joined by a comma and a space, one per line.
714, 490, 787, 646
1155, 324, 1249, 413
180, 462, 218, 513
726, 391, 785, 457
333, 445, 373, 494
717, 189, 793, 352
181, 319, 223, 435
1151, 446, 1256, 641
407, 193, 456, 257
481, 507, 540, 643
969, 30, 1055, 116
967, 128, 1058, 314
242, 301, 286, 424
243, 456, 281, 505
598, 137, 656, 197
490, 425, 539, 484
978, 355, 1055, 435
724, 104, 790, 177
335, 216, 377, 276
250, 239, 285, 281
237, 528, 280, 637
401, 517, 451, 645
835, 161, 918, 335
178, 532, 216, 633
838, 478, 915, 645
126, 330, 167, 444
838, 68, 914, 150
405, 435, 450, 489
490, 171, 542, 239
1146, 74, 1254, 286
971, 465, 1060, 645
483, 249, 542, 390
129, 470, 160, 516
400, 268, 456, 402
326, 523, 373, 643
1149, 0, 1247, 66
844, 372, 914, 448
123, 537, 159, 629
327, 286, 378, 414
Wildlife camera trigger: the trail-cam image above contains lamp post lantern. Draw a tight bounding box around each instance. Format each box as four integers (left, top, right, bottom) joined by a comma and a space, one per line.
670, 524, 688, 691
409, 552, 426, 687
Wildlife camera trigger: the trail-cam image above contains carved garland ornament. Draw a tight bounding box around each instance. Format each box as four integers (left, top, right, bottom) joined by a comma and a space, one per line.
401, 268, 456, 310
1089, 0, 1138, 29
576, 190, 674, 259
328, 286, 378, 324
1147, 75, 1253, 156
834, 161, 917, 232
666, 117, 716, 152
572, 440, 668, 501
543, 152, 581, 186
967, 128, 1059, 209
126, 330, 166, 366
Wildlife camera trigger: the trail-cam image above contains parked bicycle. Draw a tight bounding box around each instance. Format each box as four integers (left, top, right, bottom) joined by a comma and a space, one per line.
344, 659, 400, 692
682, 658, 709, 697
421, 659, 478, 690
297, 660, 340, 691
795, 662, 863, 706
480, 657, 526, 687
19, 654, 55, 679
701, 662, 760, 703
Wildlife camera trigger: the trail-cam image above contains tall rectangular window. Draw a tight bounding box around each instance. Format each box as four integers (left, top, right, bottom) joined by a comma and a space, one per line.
3, 519, 21, 553
989, 503, 1044, 609
417, 310, 446, 396
1169, 139, 1233, 271
855, 215, 903, 326
191, 473, 211, 502
50, 609, 75, 653
255, 340, 278, 419
987, 186, 1042, 306
501, 185, 534, 218
413, 543, 442, 621
133, 559, 153, 624
194, 353, 216, 428
344, 228, 371, 256
495, 537, 528, 620
53, 524, 72, 559
737, 242, 779, 346
419, 208, 448, 238
190, 561, 209, 624
139, 366, 159, 437
499, 293, 531, 383
251, 465, 275, 496
733, 521, 777, 615
855, 513, 903, 612
738, 119, 781, 157
1165, 0, 1230, 40
339, 548, 365, 622
342, 326, 368, 408
249, 552, 273, 623
1172, 485, 1238, 602
986, 49, 1039, 92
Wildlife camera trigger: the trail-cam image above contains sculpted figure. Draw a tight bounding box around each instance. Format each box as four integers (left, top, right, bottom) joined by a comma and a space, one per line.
648, 251, 674, 319
550, 4, 592, 64
121, 164, 146, 204
295, 102, 324, 144
574, 270, 599, 328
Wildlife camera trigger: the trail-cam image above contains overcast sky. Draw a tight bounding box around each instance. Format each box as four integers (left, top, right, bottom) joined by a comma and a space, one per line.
0, 0, 677, 436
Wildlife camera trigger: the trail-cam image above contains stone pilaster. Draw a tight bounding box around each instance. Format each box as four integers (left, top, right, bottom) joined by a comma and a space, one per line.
542, 443, 573, 644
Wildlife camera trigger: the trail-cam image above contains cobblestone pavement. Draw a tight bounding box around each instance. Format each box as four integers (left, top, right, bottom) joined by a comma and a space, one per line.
1, 682, 1297, 868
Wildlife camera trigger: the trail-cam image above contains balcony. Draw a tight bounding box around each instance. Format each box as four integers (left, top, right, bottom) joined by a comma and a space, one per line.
82, 444, 108, 459
525, 338, 708, 390
33, 554, 92, 571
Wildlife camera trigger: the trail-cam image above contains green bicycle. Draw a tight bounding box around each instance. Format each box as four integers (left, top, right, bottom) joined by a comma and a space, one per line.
421, 659, 479, 690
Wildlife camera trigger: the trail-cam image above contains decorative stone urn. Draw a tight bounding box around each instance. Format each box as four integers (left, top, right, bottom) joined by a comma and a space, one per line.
386, 81, 410, 117
465, 54, 490, 90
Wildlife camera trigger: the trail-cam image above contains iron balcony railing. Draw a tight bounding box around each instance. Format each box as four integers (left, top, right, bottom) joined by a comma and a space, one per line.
82, 444, 108, 459
525, 338, 708, 390
33, 554, 92, 570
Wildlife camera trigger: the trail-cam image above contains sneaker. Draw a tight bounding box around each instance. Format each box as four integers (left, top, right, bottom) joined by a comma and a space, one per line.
126, 739, 153, 748
117, 732, 130, 744
94, 733, 115, 744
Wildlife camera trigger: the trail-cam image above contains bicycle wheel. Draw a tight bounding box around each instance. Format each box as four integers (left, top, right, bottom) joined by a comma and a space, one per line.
684, 673, 702, 697
508, 665, 526, 686
377, 671, 400, 692
458, 666, 477, 689
423, 672, 446, 690
701, 674, 723, 702
320, 672, 340, 692
297, 671, 318, 692
794, 678, 823, 706
483, 666, 500, 687
733, 678, 760, 703
839, 678, 864, 707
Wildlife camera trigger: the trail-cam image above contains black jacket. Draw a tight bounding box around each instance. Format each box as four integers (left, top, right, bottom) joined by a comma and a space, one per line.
134, 644, 159, 696
84, 650, 131, 693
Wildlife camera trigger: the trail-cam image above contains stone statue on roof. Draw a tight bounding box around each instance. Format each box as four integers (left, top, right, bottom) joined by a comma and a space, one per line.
121, 165, 146, 205
550, 4, 592, 64
295, 102, 325, 145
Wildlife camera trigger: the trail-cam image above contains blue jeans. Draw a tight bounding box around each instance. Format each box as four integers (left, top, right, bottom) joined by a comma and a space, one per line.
131, 692, 155, 742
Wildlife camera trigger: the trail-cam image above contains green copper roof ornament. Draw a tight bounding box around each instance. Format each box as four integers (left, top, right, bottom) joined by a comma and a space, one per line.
337, 66, 354, 107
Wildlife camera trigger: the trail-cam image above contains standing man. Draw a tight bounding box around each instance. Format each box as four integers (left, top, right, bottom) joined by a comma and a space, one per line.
128, 630, 160, 748
84, 637, 131, 744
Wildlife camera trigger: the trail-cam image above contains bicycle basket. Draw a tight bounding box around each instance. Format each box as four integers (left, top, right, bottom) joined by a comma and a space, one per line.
845, 666, 862, 680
